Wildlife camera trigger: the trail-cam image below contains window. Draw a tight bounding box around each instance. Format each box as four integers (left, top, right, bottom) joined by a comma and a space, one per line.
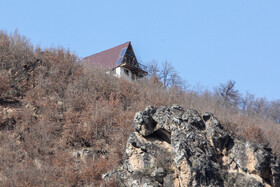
124, 69, 129, 76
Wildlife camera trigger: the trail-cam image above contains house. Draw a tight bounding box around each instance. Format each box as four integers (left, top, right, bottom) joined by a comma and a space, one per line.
83, 42, 147, 80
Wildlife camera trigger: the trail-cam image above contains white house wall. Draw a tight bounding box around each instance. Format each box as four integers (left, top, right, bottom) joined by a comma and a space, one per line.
113, 67, 136, 81
115, 67, 122, 78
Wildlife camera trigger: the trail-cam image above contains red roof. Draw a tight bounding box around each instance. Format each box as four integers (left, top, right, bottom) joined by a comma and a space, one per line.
83, 42, 130, 68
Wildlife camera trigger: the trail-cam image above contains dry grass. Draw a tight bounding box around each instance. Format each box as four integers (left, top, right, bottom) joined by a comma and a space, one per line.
0, 30, 279, 186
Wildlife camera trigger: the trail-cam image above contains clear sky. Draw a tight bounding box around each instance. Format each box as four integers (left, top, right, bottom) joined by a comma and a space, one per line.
1, 0, 279, 100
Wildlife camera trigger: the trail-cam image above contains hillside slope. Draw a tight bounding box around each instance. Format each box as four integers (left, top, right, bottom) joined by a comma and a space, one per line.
1, 31, 280, 186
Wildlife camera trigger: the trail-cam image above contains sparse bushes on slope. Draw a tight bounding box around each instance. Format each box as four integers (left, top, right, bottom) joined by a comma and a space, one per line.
0, 30, 280, 186
0, 71, 11, 100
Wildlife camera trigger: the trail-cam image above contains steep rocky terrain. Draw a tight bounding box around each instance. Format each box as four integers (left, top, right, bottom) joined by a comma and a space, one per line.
104, 105, 280, 187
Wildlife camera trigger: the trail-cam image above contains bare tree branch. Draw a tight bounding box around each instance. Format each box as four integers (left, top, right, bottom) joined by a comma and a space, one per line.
215, 80, 241, 107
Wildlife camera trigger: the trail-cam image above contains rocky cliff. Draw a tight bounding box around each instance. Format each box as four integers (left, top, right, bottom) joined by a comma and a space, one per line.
103, 105, 280, 187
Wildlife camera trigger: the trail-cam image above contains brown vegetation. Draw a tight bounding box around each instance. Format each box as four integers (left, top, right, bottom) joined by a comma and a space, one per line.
0, 30, 279, 186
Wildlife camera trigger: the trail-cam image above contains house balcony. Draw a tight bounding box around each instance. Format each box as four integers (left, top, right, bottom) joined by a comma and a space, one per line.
120, 55, 147, 76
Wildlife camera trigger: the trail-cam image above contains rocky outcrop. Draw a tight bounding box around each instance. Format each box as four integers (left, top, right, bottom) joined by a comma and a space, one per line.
104, 105, 280, 187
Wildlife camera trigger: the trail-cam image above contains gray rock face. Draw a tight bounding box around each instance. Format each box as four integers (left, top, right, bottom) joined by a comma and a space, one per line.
133, 106, 157, 136
106, 105, 280, 187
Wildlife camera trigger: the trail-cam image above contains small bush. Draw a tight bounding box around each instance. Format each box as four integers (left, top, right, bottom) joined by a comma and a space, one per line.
242, 125, 264, 144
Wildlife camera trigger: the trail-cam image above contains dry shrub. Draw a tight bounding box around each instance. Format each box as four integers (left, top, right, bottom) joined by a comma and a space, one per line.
105, 178, 120, 187
242, 125, 264, 144
0, 71, 10, 97
65, 156, 121, 186
261, 123, 280, 156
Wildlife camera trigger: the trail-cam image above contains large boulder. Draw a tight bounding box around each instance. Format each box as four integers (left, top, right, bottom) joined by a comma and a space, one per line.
105, 105, 280, 187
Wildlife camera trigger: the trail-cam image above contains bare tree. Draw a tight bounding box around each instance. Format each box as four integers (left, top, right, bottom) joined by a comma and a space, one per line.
252, 97, 269, 117
146, 61, 184, 89
215, 80, 241, 107
159, 61, 184, 88
147, 60, 160, 78
160, 61, 174, 88
241, 92, 255, 114
268, 100, 280, 123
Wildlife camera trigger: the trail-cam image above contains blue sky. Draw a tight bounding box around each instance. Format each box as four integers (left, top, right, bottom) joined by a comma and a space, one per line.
1, 0, 279, 100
